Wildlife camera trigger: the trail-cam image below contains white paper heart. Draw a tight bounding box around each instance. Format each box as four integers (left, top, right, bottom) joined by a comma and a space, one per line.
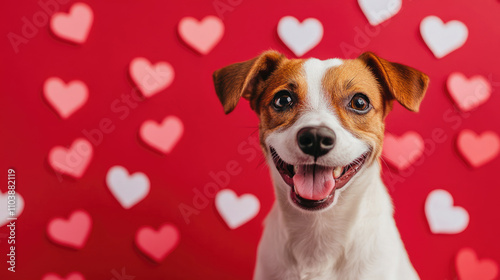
1, 191, 24, 227
277, 16, 323, 57
425, 189, 469, 234
106, 166, 150, 209
215, 189, 260, 229
420, 16, 468, 59
358, 0, 401, 26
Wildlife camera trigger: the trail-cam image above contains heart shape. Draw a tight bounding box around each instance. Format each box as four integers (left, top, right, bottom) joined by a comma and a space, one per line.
42, 272, 85, 280
382, 132, 424, 170
44, 77, 89, 119
48, 138, 93, 178
425, 189, 469, 234
447, 73, 492, 112
277, 16, 323, 57
215, 189, 260, 229
139, 116, 183, 154
178, 16, 224, 55
457, 130, 500, 168
50, 2, 93, 44
129, 57, 175, 98
106, 166, 150, 209
0, 191, 24, 227
456, 248, 499, 280
420, 16, 468, 59
135, 224, 180, 262
47, 210, 92, 249
358, 0, 402, 26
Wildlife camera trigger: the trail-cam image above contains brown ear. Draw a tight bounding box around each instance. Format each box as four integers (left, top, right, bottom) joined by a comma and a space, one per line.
358, 52, 429, 112
213, 50, 284, 114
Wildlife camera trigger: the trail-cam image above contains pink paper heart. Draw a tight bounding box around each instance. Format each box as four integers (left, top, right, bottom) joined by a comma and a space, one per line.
129, 57, 174, 98
42, 272, 86, 280
178, 16, 224, 55
457, 130, 500, 168
382, 132, 424, 170
48, 138, 93, 178
44, 77, 89, 119
135, 224, 180, 262
447, 72, 491, 112
139, 116, 183, 154
47, 210, 92, 249
50, 2, 93, 44
456, 248, 499, 280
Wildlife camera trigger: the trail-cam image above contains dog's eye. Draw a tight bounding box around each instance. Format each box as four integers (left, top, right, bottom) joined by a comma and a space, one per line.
273, 91, 293, 111
349, 93, 371, 113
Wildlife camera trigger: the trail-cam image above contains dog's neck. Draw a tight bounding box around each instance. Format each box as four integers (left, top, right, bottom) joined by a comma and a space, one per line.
269, 162, 394, 275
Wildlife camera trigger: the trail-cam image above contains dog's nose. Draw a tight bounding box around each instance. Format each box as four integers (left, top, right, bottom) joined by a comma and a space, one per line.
297, 126, 336, 158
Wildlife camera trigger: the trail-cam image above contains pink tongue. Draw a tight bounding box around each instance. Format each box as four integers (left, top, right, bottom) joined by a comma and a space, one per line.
293, 165, 335, 200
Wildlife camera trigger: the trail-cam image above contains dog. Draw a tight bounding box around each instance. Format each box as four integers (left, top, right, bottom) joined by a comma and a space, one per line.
212, 51, 428, 280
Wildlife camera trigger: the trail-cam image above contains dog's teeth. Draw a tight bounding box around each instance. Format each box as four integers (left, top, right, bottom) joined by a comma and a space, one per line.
333, 166, 343, 178
294, 165, 298, 173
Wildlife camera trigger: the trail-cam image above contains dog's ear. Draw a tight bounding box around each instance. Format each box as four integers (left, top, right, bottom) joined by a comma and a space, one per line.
213, 50, 285, 114
358, 52, 429, 112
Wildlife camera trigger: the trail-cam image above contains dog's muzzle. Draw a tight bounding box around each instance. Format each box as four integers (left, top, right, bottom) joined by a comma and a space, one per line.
297, 126, 336, 158
270, 143, 369, 211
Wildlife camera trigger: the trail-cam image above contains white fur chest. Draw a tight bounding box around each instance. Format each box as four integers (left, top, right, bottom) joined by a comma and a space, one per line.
254, 165, 418, 280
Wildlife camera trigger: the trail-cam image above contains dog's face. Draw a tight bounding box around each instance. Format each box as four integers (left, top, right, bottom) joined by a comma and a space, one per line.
213, 51, 428, 211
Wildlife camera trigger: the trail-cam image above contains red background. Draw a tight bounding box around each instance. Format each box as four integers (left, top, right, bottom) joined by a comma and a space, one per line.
2, 0, 500, 279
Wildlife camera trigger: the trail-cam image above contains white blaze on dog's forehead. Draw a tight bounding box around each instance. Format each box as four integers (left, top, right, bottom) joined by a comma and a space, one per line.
303, 58, 343, 109
288, 57, 369, 166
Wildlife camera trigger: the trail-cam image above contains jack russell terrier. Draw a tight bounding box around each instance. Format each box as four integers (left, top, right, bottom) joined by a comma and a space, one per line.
212, 51, 428, 280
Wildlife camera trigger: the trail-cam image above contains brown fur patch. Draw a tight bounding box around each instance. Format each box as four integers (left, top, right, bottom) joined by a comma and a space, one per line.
322, 60, 388, 164
256, 58, 307, 150
213, 50, 286, 114
357, 52, 429, 112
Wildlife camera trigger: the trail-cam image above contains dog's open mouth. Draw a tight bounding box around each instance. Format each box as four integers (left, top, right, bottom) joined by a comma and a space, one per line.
270, 147, 369, 211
